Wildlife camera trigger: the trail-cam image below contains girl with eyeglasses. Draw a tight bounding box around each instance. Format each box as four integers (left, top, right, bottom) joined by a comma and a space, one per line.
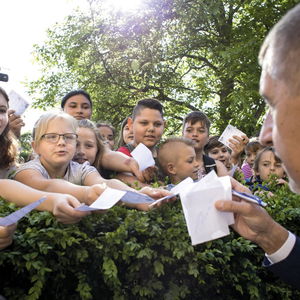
14, 112, 171, 210
0, 87, 91, 251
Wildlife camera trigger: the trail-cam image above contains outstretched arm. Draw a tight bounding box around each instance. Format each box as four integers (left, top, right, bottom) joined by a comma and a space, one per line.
0, 179, 90, 224
101, 149, 149, 182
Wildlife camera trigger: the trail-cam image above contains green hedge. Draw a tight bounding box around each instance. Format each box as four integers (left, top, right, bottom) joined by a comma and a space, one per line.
0, 183, 299, 299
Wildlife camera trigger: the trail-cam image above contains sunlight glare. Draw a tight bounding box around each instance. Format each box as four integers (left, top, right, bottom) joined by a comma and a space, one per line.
107, 0, 143, 12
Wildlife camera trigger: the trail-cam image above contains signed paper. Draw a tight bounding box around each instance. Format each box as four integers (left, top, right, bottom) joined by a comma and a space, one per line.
180, 171, 233, 245
131, 143, 155, 171
218, 125, 246, 150
0, 197, 46, 226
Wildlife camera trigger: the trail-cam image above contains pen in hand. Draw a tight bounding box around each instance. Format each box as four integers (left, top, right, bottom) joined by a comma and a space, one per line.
232, 190, 267, 207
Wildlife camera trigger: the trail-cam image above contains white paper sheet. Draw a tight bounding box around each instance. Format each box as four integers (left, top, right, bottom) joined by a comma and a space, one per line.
8, 90, 29, 115
76, 188, 126, 211
0, 197, 46, 226
179, 171, 233, 245
218, 125, 246, 150
75, 188, 157, 212
131, 143, 155, 171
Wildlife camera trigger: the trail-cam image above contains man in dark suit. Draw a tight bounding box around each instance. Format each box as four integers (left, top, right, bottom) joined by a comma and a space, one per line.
215, 3, 300, 288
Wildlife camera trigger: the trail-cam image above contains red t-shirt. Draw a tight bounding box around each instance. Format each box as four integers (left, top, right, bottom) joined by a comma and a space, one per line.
117, 146, 132, 157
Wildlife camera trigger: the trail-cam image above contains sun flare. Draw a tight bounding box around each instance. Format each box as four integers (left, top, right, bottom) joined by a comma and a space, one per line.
106, 0, 143, 12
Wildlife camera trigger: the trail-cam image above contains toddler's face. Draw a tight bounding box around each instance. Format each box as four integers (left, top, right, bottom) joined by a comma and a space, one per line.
132, 108, 164, 148
74, 127, 98, 165
173, 144, 200, 181
256, 150, 285, 181
207, 146, 231, 167
182, 121, 208, 151
246, 151, 256, 167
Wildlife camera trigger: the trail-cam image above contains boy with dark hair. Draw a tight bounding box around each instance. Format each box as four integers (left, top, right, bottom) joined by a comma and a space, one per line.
117, 98, 166, 186
117, 98, 165, 157
182, 111, 228, 178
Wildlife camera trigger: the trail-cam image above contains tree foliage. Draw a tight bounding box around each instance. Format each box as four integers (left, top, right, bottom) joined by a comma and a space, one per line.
27, 0, 298, 136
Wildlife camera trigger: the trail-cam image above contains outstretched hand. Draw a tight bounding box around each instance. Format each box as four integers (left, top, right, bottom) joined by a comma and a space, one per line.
51, 194, 91, 224
127, 158, 157, 183
8, 109, 25, 138
0, 224, 17, 250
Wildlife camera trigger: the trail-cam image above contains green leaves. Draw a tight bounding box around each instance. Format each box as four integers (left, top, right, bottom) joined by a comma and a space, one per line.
1, 189, 300, 299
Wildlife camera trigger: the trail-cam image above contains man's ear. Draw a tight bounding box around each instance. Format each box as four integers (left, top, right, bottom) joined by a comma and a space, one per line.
167, 162, 176, 175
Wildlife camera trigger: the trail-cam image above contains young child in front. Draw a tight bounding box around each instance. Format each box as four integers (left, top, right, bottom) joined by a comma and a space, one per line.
157, 137, 200, 188
15, 112, 169, 209
117, 98, 166, 186
246, 146, 287, 192
0, 87, 89, 250
182, 111, 227, 179
241, 141, 264, 179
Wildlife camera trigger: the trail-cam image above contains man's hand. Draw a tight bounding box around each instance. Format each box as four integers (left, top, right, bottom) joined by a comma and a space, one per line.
0, 224, 17, 250
51, 194, 91, 224
8, 109, 25, 138
215, 178, 289, 254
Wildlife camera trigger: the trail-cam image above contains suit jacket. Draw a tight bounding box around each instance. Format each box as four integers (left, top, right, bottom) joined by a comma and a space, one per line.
264, 235, 300, 288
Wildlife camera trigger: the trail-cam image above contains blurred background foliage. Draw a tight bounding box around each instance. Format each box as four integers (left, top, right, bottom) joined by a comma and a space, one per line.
27, 0, 298, 136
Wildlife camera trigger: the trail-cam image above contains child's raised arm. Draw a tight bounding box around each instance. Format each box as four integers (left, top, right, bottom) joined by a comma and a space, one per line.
0, 179, 90, 224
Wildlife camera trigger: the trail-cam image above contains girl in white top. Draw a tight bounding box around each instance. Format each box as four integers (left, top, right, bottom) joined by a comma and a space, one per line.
0, 87, 90, 249
15, 112, 170, 209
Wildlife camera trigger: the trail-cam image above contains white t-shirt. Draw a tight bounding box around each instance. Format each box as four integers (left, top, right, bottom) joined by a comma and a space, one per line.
15, 158, 97, 185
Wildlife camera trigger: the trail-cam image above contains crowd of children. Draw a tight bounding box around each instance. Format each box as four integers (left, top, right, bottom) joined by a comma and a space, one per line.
0, 87, 288, 251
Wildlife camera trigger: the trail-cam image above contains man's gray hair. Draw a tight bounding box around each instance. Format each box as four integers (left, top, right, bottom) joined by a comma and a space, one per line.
259, 4, 300, 94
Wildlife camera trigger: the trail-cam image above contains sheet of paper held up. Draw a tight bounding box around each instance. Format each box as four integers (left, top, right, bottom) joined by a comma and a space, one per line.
8, 90, 30, 115
0, 197, 46, 226
75, 188, 157, 211
149, 177, 194, 207
180, 171, 234, 245
131, 143, 155, 171
75, 188, 127, 211
218, 125, 246, 150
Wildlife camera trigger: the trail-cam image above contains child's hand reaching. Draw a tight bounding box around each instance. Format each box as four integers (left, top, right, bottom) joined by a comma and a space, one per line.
229, 135, 249, 165
0, 224, 17, 250
126, 158, 157, 183
50, 194, 91, 224
83, 183, 107, 206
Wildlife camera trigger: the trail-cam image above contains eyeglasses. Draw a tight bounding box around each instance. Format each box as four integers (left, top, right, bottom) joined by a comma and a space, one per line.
41, 133, 78, 144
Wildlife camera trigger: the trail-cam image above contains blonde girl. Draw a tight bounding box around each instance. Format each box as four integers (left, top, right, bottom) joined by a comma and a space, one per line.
15, 113, 170, 208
